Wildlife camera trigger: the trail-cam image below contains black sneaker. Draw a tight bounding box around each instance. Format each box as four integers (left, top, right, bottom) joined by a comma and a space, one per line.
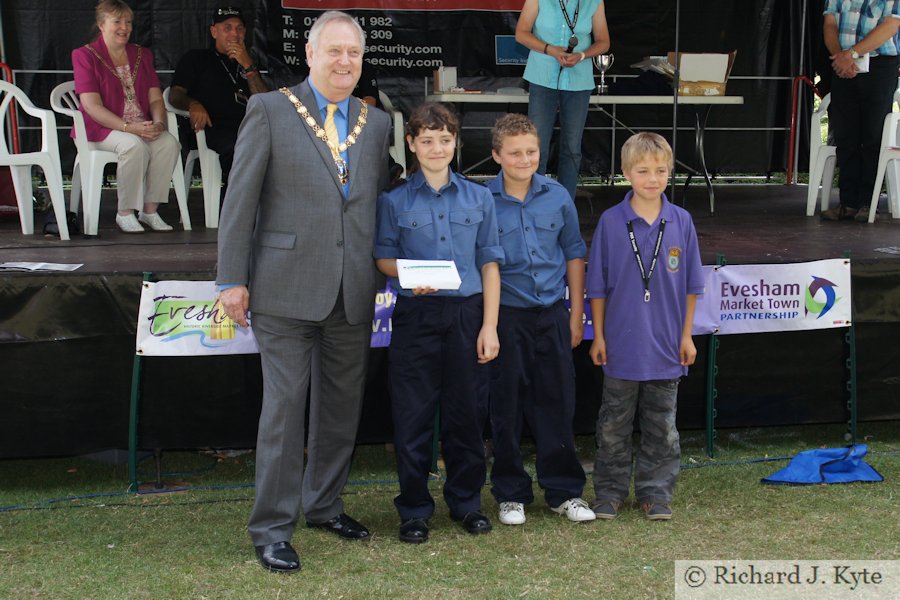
592, 500, 623, 520
641, 503, 673, 521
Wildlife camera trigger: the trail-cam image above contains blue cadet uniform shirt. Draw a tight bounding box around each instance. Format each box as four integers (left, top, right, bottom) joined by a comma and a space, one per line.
487, 171, 586, 308
375, 169, 504, 297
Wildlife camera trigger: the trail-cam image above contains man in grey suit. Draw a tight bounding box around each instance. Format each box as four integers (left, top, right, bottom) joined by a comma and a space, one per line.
216, 10, 391, 573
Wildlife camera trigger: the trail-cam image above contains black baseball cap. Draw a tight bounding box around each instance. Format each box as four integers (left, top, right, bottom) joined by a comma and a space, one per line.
211, 6, 245, 25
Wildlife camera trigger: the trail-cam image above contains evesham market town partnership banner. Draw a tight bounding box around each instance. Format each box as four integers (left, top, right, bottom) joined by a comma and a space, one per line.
695, 258, 851, 335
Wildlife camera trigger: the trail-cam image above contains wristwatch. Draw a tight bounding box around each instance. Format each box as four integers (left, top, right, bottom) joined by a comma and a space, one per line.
849, 47, 860, 60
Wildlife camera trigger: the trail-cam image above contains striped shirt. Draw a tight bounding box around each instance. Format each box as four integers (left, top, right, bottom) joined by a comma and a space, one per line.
824, 0, 900, 56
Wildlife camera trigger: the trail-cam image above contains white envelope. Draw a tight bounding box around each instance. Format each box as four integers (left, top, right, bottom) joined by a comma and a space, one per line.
396, 259, 462, 290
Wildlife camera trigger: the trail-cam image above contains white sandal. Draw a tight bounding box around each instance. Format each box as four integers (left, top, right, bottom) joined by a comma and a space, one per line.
115, 213, 144, 233
138, 211, 173, 232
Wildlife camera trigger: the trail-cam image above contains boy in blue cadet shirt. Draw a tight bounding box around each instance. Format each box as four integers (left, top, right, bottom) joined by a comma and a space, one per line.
374, 102, 504, 544
486, 114, 595, 526
585, 132, 704, 521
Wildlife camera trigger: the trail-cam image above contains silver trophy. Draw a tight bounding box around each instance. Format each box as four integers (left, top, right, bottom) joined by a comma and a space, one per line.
593, 53, 615, 94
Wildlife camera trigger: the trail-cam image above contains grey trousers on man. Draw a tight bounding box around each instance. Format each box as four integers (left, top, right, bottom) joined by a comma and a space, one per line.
246, 304, 370, 546
592, 375, 681, 505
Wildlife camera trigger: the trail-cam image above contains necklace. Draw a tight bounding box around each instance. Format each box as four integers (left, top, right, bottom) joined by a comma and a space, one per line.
279, 87, 368, 186
216, 52, 249, 106
84, 44, 143, 104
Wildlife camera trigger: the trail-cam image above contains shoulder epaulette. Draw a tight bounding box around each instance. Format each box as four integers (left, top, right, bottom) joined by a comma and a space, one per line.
458, 174, 487, 187
384, 177, 409, 192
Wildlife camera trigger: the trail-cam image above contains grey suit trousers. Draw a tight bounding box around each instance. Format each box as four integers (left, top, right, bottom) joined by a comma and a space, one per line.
247, 296, 370, 545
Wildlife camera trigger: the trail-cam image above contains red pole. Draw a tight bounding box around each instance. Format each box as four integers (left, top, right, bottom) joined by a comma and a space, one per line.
0, 63, 20, 154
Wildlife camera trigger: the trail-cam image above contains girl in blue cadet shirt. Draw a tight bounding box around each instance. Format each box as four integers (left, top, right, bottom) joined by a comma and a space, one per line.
374, 102, 504, 544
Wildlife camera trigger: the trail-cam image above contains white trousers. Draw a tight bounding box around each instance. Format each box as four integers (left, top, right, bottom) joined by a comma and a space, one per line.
91, 130, 180, 212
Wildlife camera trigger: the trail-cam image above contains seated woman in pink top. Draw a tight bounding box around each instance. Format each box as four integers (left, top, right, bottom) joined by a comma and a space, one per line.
72, 0, 180, 233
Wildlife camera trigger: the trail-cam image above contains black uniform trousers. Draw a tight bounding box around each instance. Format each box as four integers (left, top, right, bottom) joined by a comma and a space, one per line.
389, 293, 489, 520
489, 300, 586, 508
831, 54, 900, 210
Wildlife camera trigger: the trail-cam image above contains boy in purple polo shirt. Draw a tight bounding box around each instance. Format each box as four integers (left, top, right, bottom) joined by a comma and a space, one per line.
486, 114, 595, 526
586, 132, 704, 521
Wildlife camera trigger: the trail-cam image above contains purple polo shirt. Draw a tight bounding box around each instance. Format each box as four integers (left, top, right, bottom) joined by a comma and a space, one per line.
72, 38, 161, 142
586, 192, 704, 380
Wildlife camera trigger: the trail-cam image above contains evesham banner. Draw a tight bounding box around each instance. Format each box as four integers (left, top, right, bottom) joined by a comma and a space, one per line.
694, 258, 851, 335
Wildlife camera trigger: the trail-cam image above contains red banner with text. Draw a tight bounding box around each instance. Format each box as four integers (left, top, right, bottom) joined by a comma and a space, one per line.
283, 0, 522, 11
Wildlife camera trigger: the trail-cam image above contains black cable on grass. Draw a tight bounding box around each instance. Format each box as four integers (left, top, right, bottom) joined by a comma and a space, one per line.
3, 452, 895, 513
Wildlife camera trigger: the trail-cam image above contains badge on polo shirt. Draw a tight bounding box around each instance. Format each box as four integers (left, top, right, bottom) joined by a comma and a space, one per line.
667, 247, 682, 272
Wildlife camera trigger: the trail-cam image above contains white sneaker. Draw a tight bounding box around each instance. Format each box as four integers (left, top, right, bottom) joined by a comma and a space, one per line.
551, 498, 596, 522
498, 501, 526, 525
115, 213, 144, 233
138, 211, 173, 232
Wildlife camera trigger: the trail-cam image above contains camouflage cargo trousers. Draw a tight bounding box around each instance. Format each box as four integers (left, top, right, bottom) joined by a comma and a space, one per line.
592, 375, 681, 505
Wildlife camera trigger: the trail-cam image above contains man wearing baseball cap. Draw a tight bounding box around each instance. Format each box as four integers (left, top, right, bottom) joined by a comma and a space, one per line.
169, 5, 269, 177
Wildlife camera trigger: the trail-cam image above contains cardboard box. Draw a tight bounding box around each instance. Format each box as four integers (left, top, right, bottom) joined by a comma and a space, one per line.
666, 51, 736, 96
433, 66, 457, 93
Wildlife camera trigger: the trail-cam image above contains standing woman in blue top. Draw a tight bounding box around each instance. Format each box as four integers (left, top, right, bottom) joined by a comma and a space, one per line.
516, 0, 610, 200
374, 102, 504, 544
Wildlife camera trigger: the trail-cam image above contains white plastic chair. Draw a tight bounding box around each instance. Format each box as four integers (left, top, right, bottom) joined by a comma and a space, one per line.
158, 87, 192, 230
866, 90, 900, 223
806, 93, 836, 216
0, 80, 70, 240
163, 87, 221, 229
50, 81, 191, 235
50, 81, 118, 236
379, 90, 406, 174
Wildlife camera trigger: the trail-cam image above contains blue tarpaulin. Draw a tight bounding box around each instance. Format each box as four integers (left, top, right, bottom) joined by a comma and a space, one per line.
762, 444, 884, 485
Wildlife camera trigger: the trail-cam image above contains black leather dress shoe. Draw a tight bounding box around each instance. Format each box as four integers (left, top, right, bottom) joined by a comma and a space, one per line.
456, 511, 492, 534
306, 513, 370, 540
399, 518, 429, 544
255, 541, 301, 573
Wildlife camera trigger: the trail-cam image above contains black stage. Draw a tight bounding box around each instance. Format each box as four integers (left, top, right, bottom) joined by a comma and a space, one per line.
2, 184, 899, 458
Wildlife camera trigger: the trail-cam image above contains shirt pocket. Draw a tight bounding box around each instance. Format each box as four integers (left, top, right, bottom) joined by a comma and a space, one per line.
498, 221, 525, 265
397, 210, 435, 257
449, 208, 484, 255
534, 211, 563, 248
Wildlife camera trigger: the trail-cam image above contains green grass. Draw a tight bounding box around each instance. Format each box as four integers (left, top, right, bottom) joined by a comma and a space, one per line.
1, 423, 898, 599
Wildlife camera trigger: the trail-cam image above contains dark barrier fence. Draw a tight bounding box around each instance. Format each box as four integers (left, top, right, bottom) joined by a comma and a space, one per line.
1, 264, 898, 459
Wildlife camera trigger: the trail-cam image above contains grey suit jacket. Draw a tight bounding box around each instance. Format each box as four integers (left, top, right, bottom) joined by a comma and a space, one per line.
216, 80, 392, 325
